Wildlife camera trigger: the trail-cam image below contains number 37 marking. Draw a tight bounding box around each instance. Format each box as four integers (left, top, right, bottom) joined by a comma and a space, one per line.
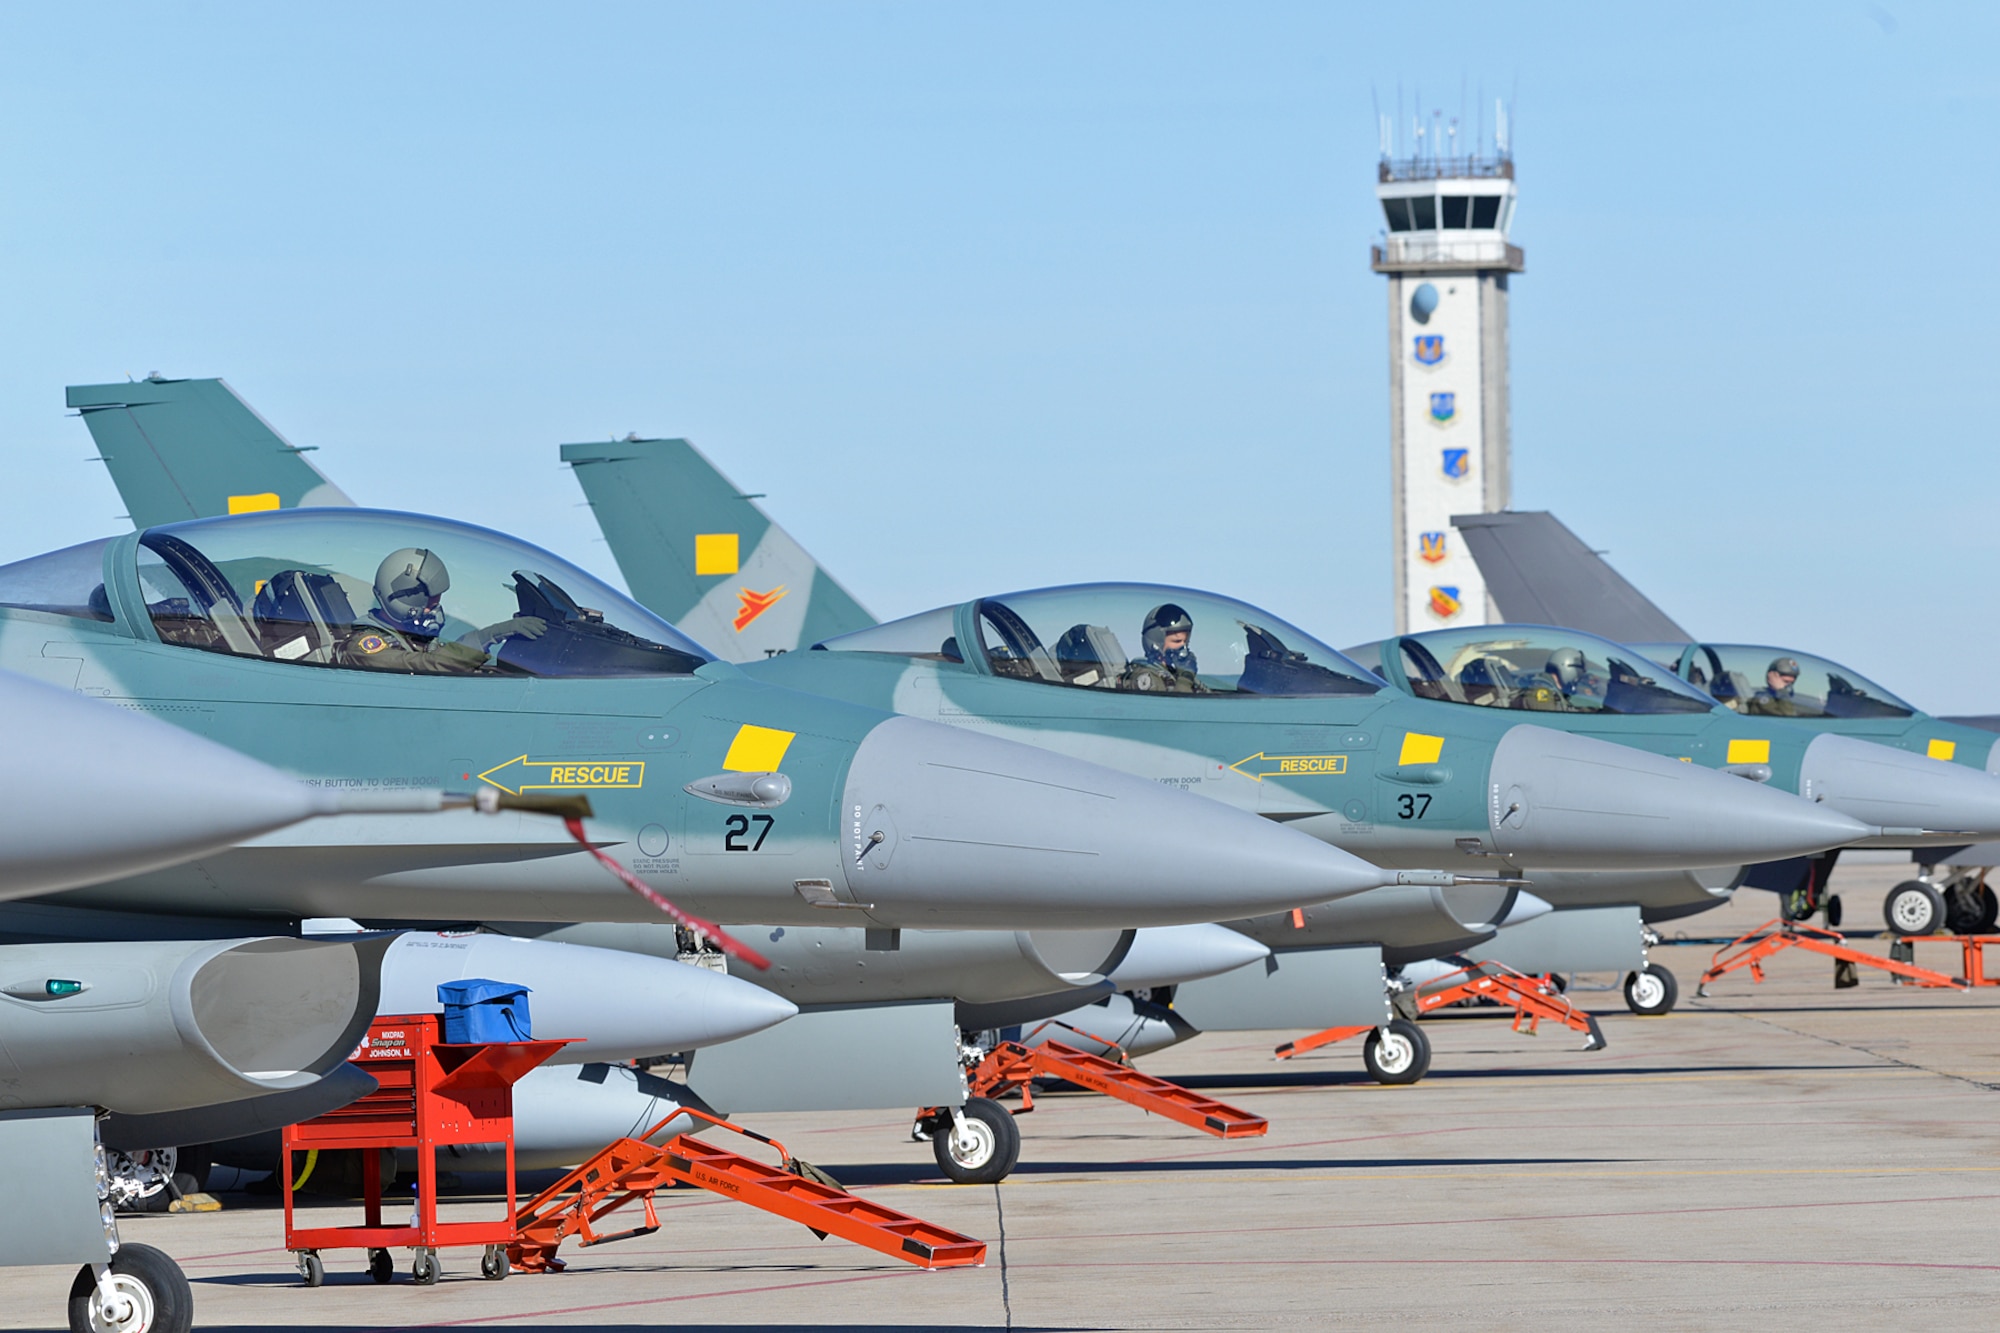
1396, 793, 1431, 820
725, 814, 775, 850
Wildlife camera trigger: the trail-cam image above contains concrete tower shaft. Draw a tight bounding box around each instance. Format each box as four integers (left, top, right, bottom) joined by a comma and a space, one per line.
1375, 138, 1524, 633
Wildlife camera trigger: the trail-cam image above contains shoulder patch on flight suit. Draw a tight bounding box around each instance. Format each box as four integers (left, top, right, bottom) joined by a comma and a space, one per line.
358, 634, 388, 655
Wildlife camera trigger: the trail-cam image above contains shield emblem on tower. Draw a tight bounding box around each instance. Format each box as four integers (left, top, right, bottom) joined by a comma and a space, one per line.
1428, 586, 1462, 619
1412, 335, 1445, 366
1441, 448, 1470, 480
1418, 532, 1447, 564
1429, 392, 1455, 424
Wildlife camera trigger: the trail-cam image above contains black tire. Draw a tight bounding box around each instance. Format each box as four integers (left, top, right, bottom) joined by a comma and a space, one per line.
480, 1247, 508, 1281
1362, 1018, 1431, 1085
296, 1251, 323, 1288
1944, 885, 1999, 935
367, 1249, 393, 1284
1824, 894, 1843, 929
1624, 963, 1678, 1016
1546, 973, 1568, 994
1979, 887, 1999, 934
68, 1243, 194, 1333
1885, 881, 1945, 937
931, 1097, 1020, 1184
410, 1251, 439, 1286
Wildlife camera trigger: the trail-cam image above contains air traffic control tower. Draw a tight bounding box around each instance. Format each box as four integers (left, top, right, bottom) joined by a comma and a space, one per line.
1375, 114, 1523, 632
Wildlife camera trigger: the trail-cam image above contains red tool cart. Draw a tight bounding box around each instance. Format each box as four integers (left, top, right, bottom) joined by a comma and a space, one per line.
282, 1014, 568, 1286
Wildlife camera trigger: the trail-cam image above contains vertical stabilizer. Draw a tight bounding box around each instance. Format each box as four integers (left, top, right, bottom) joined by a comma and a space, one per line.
560, 438, 875, 661
1450, 510, 1690, 643
66, 377, 354, 529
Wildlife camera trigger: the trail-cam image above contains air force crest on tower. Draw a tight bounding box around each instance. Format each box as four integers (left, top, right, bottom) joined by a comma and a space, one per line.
1412, 335, 1445, 366
1441, 448, 1470, 480
1429, 392, 1456, 425
1428, 585, 1463, 619
1418, 532, 1448, 564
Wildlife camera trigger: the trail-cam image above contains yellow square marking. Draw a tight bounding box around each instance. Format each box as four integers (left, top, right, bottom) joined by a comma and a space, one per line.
227, 492, 280, 514
1928, 739, 1958, 762
1726, 739, 1770, 765
723, 724, 795, 772
695, 532, 740, 576
1398, 733, 1444, 766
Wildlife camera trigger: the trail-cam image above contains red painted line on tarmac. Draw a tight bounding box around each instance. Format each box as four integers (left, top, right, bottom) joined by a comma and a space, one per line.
1018, 1255, 2000, 1273
1006, 1191, 2000, 1246
354, 1268, 920, 1329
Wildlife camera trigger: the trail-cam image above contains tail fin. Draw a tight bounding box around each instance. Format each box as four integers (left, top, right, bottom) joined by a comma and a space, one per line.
560, 438, 875, 661
66, 377, 354, 528
1450, 511, 1690, 642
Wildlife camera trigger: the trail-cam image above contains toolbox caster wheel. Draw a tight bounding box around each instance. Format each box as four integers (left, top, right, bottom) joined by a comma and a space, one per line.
1624, 963, 1678, 1016
480, 1247, 509, 1281
933, 1097, 1020, 1184
295, 1251, 323, 1288
1885, 882, 1944, 937
367, 1249, 393, 1284
410, 1251, 439, 1286
69, 1242, 194, 1333
1362, 1019, 1430, 1085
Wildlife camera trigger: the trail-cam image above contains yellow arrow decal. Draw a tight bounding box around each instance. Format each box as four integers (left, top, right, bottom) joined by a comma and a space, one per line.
477, 756, 646, 794
1228, 752, 1348, 782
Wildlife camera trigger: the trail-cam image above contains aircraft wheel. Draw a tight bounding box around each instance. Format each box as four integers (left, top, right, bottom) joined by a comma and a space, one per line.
1624, 963, 1678, 1016
1979, 887, 1999, 934
295, 1251, 323, 1288
68, 1244, 194, 1333
367, 1249, 394, 1284
933, 1097, 1019, 1184
410, 1250, 439, 1286
1885, 882, 1945, 937
480, 1246, 509, 1281
1824, 894, 1843, 929
1362, 1019, 1430, 1085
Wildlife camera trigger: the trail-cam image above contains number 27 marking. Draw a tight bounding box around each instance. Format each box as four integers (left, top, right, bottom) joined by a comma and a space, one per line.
725, 814, 775, 850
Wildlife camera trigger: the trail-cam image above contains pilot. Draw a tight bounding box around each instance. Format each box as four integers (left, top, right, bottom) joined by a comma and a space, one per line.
1120, 603, 1206, 694
341, 548, 547, 674
1540, 646, 1604, 710
1747, 656, 1803, 717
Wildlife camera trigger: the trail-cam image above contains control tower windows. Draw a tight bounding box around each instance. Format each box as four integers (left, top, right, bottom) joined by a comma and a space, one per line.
1471, 196, 1501, 228
1409, 195, 1436, 229
1382, 197, 1413, 232
1441, 195, 1469, 228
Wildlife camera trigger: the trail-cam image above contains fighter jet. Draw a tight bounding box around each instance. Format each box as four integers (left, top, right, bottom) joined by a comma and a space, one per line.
1449, 509, 2000, 935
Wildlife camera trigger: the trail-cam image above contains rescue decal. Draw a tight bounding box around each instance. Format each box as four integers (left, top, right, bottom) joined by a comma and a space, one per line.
1726, 739, 1770, 765
478, 755, 646, 794
695, 532, 740, 576
722, 724, 796, 773
1928, 739, 1957, 762
1228, 752, 1349, 782
733, 585, 790, 632
1398, 733, 1445, 766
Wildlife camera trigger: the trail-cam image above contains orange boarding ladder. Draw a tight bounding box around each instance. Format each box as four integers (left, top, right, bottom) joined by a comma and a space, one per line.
1276, 960, 1604, 1060
509, 1109, 986, 1274
966, 1039, 1266, 1138
1696, 919, 1969, 996
1889, 932, 2000, 987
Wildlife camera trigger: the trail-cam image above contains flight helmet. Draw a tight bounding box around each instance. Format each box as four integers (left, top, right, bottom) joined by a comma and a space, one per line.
375, 548, 450, 635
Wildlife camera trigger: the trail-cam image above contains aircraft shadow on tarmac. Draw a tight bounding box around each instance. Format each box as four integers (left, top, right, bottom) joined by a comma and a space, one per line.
808, 1154, 1614, 1188
1112, 1061, 1889, 1093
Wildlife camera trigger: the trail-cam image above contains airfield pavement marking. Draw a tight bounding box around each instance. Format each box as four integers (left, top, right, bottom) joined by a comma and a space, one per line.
335, 1268, 924, 1330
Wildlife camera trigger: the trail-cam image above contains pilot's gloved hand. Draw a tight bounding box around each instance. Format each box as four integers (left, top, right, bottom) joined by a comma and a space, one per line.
482, 616, 549, 644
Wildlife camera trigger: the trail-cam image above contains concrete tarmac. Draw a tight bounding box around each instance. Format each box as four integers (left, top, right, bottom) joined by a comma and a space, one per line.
7, 857, 1998, 1329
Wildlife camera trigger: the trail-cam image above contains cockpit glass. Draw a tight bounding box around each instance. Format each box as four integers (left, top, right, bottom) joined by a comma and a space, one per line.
1357, 626, 1718, 715
814, 606, 963, 662
1682, 644, 1915, 719
943, 583, 1382, 698
0, 537, 115, 621
131, 509, 712, 678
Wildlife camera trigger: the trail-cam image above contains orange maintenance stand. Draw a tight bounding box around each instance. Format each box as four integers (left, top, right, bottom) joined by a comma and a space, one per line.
282, 1014, 569, 1286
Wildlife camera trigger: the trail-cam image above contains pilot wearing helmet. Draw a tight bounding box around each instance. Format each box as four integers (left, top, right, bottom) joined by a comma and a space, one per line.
1747, 656, 1804, 717
340, 547, 547, 674
1120, 603, 1207, 694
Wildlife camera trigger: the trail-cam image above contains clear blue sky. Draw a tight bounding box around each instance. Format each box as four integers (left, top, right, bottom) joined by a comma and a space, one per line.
3, 3, 1994, 709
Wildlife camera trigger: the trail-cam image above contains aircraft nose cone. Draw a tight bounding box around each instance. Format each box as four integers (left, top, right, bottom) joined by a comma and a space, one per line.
1105, 924, 1271, 990
839, 716, 1396, 928
1801, 733, 2000, 841
1485, 724, 1869, 869
0, 670, 325, 898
